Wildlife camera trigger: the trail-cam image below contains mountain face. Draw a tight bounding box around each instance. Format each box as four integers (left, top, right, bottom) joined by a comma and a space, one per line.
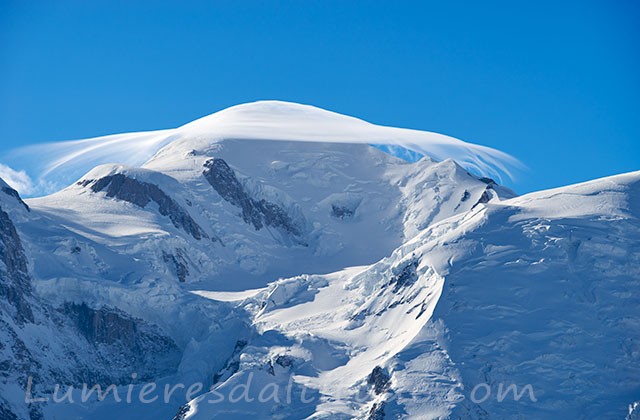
0, 102, 638, 419
0, 179, 182, 420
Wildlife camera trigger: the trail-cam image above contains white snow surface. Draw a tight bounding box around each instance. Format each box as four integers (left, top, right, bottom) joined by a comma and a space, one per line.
0, 103, 637, 420
181, 171, 640, 420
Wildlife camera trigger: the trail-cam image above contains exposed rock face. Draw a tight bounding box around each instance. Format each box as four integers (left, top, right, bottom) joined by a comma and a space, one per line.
62, 302, 181, 381
368, 366, 391, 395
81, 174, 207, 240
331, 204, 355, 219
0, 188, 183, 420
172, 404, 190, 420
0, 206, 33, 324
1, 187, 29, 212
0, 202, 49, 420
203, 158, 305, 240
212, 340, 247, 385
0, 199, 48, 420
368, 401, 386, 420
0, 317, 43, 420
388, 258, 419, 293
67, 302, 141, 345
0, 404, 20, 420
162, 250, 189, 283
473, 185, 495, 208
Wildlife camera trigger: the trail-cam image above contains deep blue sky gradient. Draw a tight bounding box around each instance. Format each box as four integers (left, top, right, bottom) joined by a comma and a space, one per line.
1, 0, 638, 193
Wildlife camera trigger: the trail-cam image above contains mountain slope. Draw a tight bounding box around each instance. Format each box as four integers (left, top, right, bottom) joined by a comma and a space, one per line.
2, 102, 515, 419
28, 136, 509, 290
0, 102, 636, 420
183, 171, 640, 419
0, 179, 183, 420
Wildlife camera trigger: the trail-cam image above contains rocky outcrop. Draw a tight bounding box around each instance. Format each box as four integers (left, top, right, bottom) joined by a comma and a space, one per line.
387, 258, 419, 293
172, 404, 190, 420
472, 184, 498, 209
0, 402, 20, 420
61, 302, 181, 380
203, 158, 305, 240
331, 204, 354, 219
368, 366, 391, 395
0, 193, 44, 419
0, 184, 183, 419
162, 250, 189, 283
81, 174, 208, 240
368, 401, 386, 420
1, 186, 29, 212
0, 206, 33, 324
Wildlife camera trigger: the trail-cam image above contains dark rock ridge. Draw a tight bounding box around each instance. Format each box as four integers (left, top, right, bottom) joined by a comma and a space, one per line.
173, 404, 190, 420
474, 186, 495, 208
331, 204, 355, 219
368, 401, 386, 420
212, 340, 247, 385
0, 205, 34, 324
0, 197, 47, 419
0, 186, 182, 419
80, 174, 208, 240
2, 187, 30, 212
388, 258, 420, 293
203, 158, 306, 241
62, 302, 181, 378
368, 366, 391, 395
162, 250, 189, 283
0, 404, 20, 420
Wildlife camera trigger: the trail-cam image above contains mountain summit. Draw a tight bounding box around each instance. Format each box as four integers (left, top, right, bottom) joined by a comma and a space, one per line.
5, 101, 519, 197
0, 104, 638, 420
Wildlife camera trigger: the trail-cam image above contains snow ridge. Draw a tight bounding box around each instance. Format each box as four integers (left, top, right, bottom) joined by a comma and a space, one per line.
0, 104, 637, 420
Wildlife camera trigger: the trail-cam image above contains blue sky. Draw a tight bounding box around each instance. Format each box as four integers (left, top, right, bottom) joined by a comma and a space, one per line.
1, 0, 638, 194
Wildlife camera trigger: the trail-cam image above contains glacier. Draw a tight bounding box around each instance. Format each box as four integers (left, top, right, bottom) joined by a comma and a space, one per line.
0, 101, 638, 420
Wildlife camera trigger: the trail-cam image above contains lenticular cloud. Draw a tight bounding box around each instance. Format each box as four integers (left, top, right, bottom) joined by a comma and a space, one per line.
3, 130, 177, 196
1, 101, 523, 197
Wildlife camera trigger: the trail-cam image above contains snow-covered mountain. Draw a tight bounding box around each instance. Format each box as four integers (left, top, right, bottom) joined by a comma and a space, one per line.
0, 101, 638, 420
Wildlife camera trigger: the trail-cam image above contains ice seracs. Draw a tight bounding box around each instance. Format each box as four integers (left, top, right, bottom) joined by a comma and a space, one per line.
0, 102, 637, 419
182, 171, 640, 419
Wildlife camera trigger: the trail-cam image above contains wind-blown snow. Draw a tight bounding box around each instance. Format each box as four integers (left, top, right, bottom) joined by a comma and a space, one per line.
2, 101, 521, 196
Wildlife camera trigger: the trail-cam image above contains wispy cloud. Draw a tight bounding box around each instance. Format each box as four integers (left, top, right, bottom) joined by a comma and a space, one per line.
0, 163, 62, 197
0, 101, 524, 197
0, 164, 36, 195
2, 130, 176, 197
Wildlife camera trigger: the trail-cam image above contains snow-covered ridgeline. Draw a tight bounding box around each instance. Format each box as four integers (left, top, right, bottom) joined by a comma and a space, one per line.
0, 101, 637, 419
